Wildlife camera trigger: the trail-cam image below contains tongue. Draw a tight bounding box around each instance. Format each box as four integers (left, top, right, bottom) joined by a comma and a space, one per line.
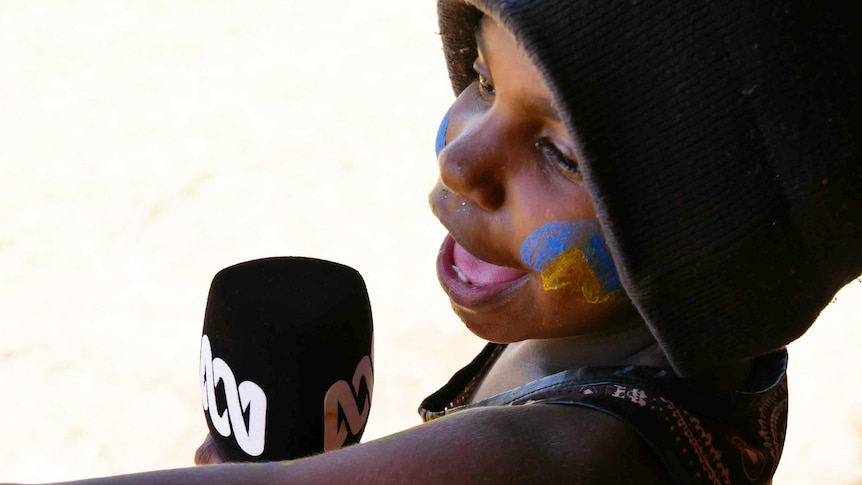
453, 241, 527, 286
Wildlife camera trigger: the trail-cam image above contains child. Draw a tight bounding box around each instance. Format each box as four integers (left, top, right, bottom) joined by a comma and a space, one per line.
9, 1, 861, 483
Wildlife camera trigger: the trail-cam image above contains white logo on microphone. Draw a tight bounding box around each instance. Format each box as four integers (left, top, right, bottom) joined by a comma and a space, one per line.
200, 334, 267, 457
323, 354, 374, 451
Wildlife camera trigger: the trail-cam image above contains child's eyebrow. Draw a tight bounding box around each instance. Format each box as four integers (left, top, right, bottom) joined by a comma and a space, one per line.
539, 102, 562, 122
523, 97, 563, 123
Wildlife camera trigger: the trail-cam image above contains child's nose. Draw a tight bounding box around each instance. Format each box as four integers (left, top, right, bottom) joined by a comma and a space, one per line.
437, 112, 507, 211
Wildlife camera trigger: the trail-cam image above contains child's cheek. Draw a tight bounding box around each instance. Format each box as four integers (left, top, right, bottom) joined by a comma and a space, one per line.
519, 221, 623, 304
435, 109, 450, 157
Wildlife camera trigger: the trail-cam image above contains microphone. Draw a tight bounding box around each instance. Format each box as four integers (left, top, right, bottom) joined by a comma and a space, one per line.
199, 257, 374, 462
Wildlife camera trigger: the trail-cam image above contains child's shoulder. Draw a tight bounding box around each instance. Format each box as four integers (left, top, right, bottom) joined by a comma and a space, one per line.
420, 343, 788, 484
450, 401, 675, 483
384, 399, 672, 484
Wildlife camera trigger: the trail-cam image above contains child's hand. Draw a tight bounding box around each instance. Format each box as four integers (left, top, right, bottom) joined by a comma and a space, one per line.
194, 434, 225, 465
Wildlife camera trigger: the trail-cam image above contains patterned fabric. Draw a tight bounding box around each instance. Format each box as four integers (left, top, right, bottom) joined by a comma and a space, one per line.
420, 344, 788, 484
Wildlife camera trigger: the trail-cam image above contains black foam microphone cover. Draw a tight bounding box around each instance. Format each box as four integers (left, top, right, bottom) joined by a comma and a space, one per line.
199, 257, 373, 462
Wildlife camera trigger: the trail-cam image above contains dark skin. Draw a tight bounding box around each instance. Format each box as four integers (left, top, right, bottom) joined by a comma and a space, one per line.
7, 406, 670, 485
5, 12, 688, 485
429, 19, 643, 346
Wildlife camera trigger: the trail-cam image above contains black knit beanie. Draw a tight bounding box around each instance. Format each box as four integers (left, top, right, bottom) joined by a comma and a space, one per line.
437, 0, 862, 376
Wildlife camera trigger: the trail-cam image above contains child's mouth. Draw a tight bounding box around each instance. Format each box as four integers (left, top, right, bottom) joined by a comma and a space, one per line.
452, 240, 526, 286
437, 234, 529, 308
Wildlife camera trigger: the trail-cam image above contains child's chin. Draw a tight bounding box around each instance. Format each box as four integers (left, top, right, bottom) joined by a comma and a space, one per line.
448, 295, 545, 344
452, 305, 521, 344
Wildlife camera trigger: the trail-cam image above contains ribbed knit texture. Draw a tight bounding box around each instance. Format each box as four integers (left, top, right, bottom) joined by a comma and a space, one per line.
438, 0, 862, 376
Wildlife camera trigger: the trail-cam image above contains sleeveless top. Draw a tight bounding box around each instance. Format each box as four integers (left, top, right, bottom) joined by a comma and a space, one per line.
419, 344, 788, 485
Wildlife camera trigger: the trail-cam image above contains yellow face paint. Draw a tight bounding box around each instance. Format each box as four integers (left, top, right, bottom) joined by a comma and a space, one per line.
539, 246, 618, 304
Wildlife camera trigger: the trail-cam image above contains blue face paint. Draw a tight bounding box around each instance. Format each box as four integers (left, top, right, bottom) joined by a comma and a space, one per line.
521, 221, 589, 272
583, 232, 622, 293
435, 109, 450, 156
520, 221, 622, 302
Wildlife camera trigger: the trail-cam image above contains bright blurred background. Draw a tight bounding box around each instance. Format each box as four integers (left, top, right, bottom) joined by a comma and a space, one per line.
1, 2, 859, 483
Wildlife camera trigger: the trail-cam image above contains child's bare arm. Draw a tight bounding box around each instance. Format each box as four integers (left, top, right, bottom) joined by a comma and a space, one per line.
12, 405, 671, 485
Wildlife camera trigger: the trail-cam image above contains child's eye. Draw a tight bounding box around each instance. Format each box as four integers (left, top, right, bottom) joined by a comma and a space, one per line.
472, 60, 495, 99
478, 73, 495, 97
536, 139, 580, 177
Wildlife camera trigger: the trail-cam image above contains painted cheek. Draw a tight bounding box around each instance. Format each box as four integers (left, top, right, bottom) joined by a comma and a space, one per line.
519, 221, 623, 303
435, 109, 450, 157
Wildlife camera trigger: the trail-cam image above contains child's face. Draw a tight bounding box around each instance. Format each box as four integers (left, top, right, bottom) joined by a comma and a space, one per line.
430, 14, 641, 343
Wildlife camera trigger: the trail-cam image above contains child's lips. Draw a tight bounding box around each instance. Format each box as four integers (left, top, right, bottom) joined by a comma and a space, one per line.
453, 240, 527, 285
437, 234, 529, 308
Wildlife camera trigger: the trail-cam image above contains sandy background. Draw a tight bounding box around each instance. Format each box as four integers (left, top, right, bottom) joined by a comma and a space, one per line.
1, 2, 860, 483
